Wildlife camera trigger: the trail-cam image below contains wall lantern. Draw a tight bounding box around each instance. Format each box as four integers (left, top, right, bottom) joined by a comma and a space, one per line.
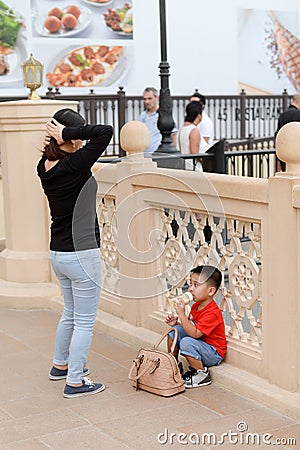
21, 53, 43, 100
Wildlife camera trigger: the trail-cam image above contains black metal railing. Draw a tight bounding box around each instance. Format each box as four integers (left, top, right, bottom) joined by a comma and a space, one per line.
224, 136, 277, 177
0, 87, 288, 163
180, 137, 277, 177
42, 87, 290, 156
97, 136, 277, 178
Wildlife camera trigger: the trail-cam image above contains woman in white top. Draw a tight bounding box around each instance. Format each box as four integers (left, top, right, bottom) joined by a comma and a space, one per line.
177, 102, 209, 171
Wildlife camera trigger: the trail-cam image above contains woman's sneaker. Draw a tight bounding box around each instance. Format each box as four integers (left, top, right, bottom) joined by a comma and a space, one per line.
49, 366, 90, 381
63, 377, 105, 398
183, 366, 211, 388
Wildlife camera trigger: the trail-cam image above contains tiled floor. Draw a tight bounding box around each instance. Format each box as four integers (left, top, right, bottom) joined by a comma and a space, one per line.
0, 309, 299, 449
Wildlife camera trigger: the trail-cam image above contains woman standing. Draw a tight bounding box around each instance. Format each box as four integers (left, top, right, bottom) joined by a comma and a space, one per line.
37, 108, 112, 398
177, 101, 209, 171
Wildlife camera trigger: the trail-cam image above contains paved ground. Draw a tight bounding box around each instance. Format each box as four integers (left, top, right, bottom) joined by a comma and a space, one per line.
0, 308, 299, 450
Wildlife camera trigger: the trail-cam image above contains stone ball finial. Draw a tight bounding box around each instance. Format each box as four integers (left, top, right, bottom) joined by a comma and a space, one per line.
120, 121, 150, 155
276, 122, 300, 173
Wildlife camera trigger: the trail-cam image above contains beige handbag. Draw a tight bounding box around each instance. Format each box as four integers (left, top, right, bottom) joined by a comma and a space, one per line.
128, 328, 185, 397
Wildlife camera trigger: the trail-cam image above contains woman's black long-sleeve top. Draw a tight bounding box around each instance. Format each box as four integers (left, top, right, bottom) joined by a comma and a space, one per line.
37, 124, 113, 252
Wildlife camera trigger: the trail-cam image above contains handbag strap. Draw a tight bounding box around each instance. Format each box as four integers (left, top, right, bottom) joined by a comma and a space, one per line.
128, 356, 160, 381
153, 327, 178, 354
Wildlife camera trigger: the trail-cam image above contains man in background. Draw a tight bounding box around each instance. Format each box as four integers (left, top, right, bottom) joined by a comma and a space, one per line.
139, 87, 177, 156
275, 93, 300, 171
190, 91, 214, 147
276, 93, 300, 131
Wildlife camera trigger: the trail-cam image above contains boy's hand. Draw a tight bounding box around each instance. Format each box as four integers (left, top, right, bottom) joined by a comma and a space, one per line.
165, 313, 178, 327
175, 298, 186, 317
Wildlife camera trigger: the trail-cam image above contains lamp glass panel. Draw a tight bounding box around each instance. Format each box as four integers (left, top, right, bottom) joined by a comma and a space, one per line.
37, 67, 42, 83
28, 67, 34, 83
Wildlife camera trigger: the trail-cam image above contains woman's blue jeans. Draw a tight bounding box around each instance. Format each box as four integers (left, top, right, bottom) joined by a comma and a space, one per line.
50, 249, 101, 384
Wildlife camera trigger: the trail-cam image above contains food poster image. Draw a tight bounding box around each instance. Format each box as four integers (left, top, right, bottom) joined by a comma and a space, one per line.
0, 0, 28, 88
32, 0, 133, 91
238, 8, 300, 95
1, 0, 300, 97
0, 0, 133, 92
32, 1, 133, 39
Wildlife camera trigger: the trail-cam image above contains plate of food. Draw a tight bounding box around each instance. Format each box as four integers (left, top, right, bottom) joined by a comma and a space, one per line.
0, 2, 26, 84
35, 5, 92, 37
81, 0, 113, 7
103, 3, 133, 35
46, 44, 127, 88
0, 29, 27, 85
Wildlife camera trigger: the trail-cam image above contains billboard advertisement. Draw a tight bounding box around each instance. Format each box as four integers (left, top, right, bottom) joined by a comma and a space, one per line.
0, 0, 300, 96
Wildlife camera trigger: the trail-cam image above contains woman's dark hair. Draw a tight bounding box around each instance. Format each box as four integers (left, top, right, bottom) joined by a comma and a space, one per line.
43, 108, 85, 161
190, 91, 206, 106
185, 101, 203, 123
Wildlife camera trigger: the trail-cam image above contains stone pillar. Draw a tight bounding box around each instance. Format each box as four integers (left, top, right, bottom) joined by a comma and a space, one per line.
117, 121, 154, 325
0, 100, 78, 307
266, 122, 300, 391
110, 121, 159, 326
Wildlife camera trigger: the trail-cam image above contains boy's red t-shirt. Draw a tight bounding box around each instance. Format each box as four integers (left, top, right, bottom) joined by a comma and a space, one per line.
189, 300, 227, 358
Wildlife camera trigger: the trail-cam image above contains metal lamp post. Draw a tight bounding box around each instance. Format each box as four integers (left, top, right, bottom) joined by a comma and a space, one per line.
154, 0, 182, 168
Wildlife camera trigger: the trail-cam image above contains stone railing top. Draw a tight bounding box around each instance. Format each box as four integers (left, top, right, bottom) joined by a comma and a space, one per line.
120, 120, 150, 155
276, 122, 300, 174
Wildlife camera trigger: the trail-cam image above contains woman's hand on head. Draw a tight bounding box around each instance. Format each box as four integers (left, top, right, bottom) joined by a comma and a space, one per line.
46, 118, 65, 145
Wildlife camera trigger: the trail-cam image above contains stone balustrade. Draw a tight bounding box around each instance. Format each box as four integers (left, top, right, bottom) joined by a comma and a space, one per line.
0, 103, 299, 401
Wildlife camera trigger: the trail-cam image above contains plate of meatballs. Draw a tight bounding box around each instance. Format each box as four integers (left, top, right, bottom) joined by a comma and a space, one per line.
35, 5, 92, 37
46, 45, 126, 87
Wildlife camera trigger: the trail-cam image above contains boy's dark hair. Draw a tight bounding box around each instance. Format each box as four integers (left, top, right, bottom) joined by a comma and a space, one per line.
191, 265, 222, 291
43, 108, 85, 161
185, 101, 203, 123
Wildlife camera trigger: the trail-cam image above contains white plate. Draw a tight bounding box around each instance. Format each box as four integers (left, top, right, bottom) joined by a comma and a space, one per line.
107, 29, 133, 37
103, 5, 133, 36
81, 0, 113, 7
46, 44, 128, 88
0, 28, 27, 85
35, 6, 92, 38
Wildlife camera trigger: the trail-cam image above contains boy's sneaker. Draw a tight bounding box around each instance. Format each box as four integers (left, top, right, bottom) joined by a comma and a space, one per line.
183, 366, 211, 388
63, 377, 105, 398
177, 361, 184, 375
49, 366, 90, 381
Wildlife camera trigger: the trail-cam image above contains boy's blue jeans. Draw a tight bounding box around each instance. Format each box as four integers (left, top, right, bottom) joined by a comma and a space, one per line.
50, 249, 101, 384
169, 325, 223, 368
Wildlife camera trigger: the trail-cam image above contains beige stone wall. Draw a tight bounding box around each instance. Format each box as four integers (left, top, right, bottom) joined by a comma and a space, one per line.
95, 121, 300, 393
0, 100, 78, 306
96, 162, 268, 376
0, 176, 5, 240
0, 102, 299, 395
